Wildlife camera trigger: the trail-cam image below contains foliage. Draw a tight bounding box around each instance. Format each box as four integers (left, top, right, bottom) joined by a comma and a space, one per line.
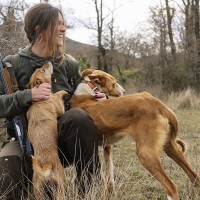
77, 56, 91, 73
111, 66, 143, 84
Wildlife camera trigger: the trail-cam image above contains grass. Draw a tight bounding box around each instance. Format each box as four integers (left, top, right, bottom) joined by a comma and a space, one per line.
1, 88, 200, 199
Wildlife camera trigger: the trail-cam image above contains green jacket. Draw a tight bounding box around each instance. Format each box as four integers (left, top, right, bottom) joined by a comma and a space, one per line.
0, 46, 81, 120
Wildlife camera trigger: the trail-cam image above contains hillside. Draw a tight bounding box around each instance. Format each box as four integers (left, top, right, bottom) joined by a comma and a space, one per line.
66, 37, 98, 68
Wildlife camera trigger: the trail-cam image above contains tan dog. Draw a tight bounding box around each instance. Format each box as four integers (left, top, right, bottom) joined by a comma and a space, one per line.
70, 69, 200, 200
26, 62, 68, 200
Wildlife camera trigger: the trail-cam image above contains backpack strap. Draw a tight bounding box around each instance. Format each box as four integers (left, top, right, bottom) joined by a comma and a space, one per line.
11, 54, 20, 67
0, 54, 19, 94
2, 54, 20, 93
3, 62, 19, 93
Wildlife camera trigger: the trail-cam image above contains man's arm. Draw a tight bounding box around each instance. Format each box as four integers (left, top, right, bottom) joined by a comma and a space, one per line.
0, 81, 32, 118
0, 57, 32, 118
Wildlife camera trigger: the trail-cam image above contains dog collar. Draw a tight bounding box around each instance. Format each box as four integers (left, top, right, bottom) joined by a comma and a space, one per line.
84, 81, 98, 91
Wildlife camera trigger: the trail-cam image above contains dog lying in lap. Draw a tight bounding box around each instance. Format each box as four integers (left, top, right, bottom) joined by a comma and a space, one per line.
69, 69, 200, 200
26, 62, 68, 200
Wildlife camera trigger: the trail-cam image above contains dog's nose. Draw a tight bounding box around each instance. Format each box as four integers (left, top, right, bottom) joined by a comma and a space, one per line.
117, 83, 125, 96
119, 84, 125, 94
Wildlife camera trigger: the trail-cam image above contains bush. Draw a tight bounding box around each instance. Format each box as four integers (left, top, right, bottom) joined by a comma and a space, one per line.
77, 56, 91, 72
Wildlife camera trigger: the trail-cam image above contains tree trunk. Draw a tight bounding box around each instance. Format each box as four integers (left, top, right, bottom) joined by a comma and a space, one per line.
95, 0, 102, 70
165, 0, 176, 63
194, 0, 200, 91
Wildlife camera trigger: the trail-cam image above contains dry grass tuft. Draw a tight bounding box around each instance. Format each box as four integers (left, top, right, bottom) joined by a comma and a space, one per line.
166, 87, 200, 110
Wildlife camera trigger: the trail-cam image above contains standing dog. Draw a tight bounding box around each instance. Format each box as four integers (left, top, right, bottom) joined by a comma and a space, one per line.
26, 62, 68, 200
69, 69, 200, 200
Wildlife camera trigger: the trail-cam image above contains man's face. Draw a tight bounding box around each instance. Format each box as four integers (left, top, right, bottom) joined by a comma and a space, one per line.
54, 12, 66, 48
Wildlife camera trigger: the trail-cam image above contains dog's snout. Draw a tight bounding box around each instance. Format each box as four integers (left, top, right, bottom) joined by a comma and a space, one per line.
117, 83, 125, 96
120, 86, 125, 94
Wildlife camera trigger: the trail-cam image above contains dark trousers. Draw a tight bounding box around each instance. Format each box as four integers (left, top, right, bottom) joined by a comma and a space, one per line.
0, 108, 101, 199
58, 108, 101, 193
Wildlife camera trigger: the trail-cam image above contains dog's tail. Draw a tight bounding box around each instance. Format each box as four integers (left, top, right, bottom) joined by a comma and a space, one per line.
176, 138, 188, 153
32, 156, 52, 177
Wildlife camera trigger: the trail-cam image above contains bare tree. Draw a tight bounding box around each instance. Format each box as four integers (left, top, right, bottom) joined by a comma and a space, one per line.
178, 0, 200, 89
180, 0, 196, 66
74, 0, 130, 72
148, 5, 168, 87
92, 0, 120, 72
194, 0, 200, 90
0, 0, 29, 57
165, 0, 176, 62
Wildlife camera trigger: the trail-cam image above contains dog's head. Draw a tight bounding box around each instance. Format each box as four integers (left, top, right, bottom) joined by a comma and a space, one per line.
82, 69, 125, 97
26, 62, 53, 89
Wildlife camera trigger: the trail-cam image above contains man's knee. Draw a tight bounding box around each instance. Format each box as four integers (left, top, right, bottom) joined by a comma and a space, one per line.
58, 107, 99, 149
63, 108, 93, 125
58, 108, 96, 137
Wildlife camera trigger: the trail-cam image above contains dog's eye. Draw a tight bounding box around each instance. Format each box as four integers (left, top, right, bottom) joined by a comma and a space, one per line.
41, 69, 45, 73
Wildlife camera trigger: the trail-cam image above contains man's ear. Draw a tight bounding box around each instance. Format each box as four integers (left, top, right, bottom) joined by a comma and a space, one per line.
35, 25, 40, 32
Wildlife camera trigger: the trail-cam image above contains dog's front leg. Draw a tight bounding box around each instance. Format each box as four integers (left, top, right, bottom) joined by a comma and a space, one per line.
33, 174, 44, 200
104, 145, 116, 195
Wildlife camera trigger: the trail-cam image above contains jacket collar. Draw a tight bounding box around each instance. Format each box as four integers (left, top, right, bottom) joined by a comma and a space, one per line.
19, 46, 62, 69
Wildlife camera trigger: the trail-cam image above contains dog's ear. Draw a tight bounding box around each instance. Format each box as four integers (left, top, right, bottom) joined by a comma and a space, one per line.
26, 82, 31, 89
35, 78, 43, 87
81, 69, 95, 79
26, 77, 44, 88
26, 72, 36, 88
88, 74, 106, 86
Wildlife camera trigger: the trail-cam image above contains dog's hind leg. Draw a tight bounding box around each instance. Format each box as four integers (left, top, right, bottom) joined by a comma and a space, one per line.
104, 145, 116, 195
136, 146, 179, 200
132, 117, 179, 199
164, 139, 200, 186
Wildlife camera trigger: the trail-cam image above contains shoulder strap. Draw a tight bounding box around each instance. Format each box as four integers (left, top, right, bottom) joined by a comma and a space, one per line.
10, 54, 20, 69
2, 59, 19, 94
2, 54, 20, 93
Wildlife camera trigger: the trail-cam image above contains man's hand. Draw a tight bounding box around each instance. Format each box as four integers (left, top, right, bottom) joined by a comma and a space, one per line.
31, 83, 51, 101
95, 91, 107, 100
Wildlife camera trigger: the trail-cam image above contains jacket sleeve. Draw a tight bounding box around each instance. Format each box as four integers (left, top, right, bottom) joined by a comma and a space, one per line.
0, 57, 32, 118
